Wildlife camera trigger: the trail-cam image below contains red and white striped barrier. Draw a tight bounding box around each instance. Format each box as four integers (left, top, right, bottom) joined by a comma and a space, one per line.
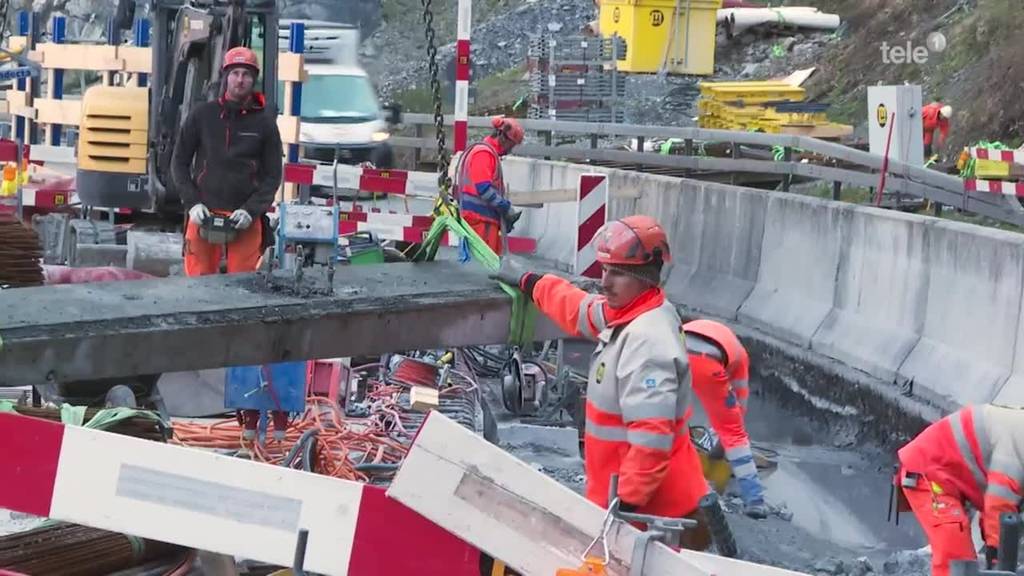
970, 147, 1024, 163
283, 162, 537, 254
964, 178, 1024, 197
0, 412, 496, 576
454, 0, 471, 153
574, 173, 608, 278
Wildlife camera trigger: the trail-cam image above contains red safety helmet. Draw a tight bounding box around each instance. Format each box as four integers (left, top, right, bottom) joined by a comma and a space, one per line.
492, 115, 525, 146
592, 215, 671, 266
222, 46, 260, 74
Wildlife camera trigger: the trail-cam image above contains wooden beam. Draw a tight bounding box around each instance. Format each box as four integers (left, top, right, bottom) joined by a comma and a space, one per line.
36, 44, 121, 71
508, 188, 576, 206
277, 115, 301, 145
118, 46, 153, 74
279, 52, 308, 83
34, 98, 82, 126
387, 413, 811, 576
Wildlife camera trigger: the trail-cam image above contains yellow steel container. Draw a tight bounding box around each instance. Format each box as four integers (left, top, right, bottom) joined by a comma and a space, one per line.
599, 0, 722, 75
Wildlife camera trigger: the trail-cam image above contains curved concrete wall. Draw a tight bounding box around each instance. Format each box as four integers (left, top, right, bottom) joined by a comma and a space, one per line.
504, 157, 1024, 410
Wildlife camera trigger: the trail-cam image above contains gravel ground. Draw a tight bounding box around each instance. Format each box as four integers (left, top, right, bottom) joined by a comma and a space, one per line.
485, 377, 937, 576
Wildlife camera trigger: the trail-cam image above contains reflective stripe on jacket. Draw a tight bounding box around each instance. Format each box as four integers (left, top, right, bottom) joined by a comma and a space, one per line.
683, 319, 750, 407
898, 404, 1024, 547
455, 137, 507, 221
531, 274, 709, 517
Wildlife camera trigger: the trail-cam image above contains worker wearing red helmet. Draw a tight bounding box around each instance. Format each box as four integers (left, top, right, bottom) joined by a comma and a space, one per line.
493, 216, 715, 540
895, 404, 1024, 576
453, 115, 525, 255
172, 46, 282, 277
172, 45, 283, 439
683, 318, 768, 519
922, 102, 952, 158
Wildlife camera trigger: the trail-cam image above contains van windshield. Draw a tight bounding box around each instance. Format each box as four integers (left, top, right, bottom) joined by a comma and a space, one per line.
282, 74, 380, 123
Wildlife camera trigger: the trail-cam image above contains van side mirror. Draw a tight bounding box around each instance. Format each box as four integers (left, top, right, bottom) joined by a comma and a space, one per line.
383, 103, 402, 126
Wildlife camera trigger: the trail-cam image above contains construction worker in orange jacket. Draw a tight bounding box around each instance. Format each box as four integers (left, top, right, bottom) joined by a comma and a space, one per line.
172, 46, 283, 277
454, 116, 524, 255
922, 102, 952, 158
896, 404, 1024, 576
683, 319, 768, 519
492, 215, 712, 532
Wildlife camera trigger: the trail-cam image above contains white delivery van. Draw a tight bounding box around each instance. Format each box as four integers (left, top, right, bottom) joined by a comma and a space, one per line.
279, 20, 402, 174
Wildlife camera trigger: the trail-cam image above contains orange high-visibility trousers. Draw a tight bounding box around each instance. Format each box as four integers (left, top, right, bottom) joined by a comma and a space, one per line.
184, 217, 262, 277
464, 211, 502, 255
689, 354, 764, 505
902, 477, 977, 576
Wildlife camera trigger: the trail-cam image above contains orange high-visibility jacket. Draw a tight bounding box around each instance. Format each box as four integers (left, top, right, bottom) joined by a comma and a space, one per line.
529, 274, 708, 517
682, 319, 750, 408
898, 404, 1024, 547
922, 102, 950, 146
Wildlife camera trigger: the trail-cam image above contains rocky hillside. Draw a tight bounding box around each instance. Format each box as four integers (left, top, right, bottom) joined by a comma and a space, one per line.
800, 0, 1024, 153
364, 0, 1022, 154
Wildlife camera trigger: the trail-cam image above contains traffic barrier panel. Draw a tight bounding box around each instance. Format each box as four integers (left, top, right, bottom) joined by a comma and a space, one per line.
678, 182, 766, 319
738, 194, 850, 347
811, 207, 931, 383
964, 178, 1024, 197
897, 221, 1024, 406
574, 173, 608, 278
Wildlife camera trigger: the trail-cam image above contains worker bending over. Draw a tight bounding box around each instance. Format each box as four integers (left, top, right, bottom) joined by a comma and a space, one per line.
922, 102, 952, 158
684, 319, 768, 519
454, 115, 524, 255
896, 404, 1024, 575
172, 46, 283, 277
494, 215, 712, 543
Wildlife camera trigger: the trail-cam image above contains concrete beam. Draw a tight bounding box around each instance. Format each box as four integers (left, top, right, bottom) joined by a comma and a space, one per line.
0, 262, 565, 387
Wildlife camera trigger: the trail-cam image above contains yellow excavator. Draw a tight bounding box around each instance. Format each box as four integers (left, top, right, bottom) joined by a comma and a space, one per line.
74, 0, 279, 222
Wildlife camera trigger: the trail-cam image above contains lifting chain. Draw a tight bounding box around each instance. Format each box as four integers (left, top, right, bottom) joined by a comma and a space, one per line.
419, 0, 453, 205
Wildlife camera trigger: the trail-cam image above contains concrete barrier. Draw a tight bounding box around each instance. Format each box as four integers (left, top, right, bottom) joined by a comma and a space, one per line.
675, 183, 767, 319
897, 221, 1024, 406
811, 207, 931, 383
608, 173, 704, 303
508, 157, 1024, 410
738, 194, 850, 348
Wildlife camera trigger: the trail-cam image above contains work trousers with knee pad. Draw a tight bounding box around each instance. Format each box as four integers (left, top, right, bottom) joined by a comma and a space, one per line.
689, 354, 765, 506
901, 476, 977, 576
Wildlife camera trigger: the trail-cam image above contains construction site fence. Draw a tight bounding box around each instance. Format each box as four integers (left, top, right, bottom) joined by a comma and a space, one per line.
396, 113, 1024, 229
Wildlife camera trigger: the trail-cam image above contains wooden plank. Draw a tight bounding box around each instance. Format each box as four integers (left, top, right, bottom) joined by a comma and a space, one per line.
5, 89, 28, 108
37, 44, 121, 71
279, 52, 308, 83
388, 412, 811, 576
508, 188, 576, 205
34, 98, 82, 126
278, 115, 301, 145
118, 46, 153, 73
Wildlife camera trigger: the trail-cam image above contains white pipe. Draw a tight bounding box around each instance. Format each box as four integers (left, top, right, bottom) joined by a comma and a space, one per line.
716, 7, 841, 33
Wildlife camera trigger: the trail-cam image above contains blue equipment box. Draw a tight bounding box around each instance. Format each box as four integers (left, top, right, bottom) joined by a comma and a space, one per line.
224, 362, 308, 413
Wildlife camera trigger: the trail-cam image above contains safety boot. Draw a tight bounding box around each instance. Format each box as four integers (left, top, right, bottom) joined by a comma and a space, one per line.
743, 501, 769, 520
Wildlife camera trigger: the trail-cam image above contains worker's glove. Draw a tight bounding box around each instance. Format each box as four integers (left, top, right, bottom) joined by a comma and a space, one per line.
503, 207, 523, 232
188, 203, 210, 224
490, 255, 531, 289
230, 209, 253, 230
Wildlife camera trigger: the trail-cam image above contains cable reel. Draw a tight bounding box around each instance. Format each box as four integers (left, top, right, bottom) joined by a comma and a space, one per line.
501, 348, 549, 416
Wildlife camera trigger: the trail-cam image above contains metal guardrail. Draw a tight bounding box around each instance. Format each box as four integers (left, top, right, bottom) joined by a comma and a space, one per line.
396, 113, 1024, 228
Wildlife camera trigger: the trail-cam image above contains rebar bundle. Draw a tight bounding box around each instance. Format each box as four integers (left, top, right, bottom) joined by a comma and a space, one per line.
0, 522, 182, 576
0, 213, 44, 288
